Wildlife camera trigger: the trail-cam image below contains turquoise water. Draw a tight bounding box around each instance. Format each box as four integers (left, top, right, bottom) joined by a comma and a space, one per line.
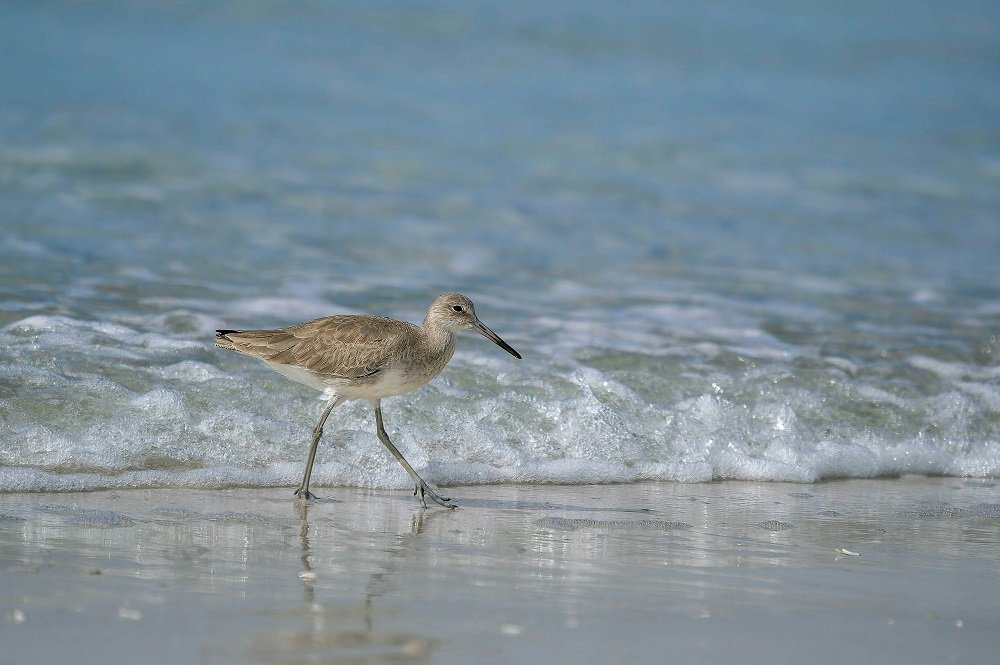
1, 1, 998, 490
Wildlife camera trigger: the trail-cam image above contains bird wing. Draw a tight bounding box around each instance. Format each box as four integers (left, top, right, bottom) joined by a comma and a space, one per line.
218, 315, 416, 380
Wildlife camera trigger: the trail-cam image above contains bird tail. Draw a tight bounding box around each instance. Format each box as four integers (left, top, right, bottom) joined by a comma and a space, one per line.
214, 330, 239, 350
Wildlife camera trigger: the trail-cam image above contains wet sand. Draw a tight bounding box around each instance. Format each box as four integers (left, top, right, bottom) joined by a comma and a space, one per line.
1, 477, 998, 664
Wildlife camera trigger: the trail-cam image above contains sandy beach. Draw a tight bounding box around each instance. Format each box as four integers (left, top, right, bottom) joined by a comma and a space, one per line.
1, 477, 997, 664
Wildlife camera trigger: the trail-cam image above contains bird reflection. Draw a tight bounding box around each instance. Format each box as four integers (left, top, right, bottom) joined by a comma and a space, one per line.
278, 497, 444, 663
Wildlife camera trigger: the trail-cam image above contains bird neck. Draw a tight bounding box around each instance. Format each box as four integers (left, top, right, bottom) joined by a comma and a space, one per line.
421, 317, 456, 356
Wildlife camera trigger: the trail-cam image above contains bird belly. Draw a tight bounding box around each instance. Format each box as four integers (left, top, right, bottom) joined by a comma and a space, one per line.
357, 367, 428, 398
268, 363, 330, 392
267, 362, 433, 401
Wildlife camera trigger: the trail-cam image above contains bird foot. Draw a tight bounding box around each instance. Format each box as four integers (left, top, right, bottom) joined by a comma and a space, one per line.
294, 488, 318, 501
414, 481, 456, 509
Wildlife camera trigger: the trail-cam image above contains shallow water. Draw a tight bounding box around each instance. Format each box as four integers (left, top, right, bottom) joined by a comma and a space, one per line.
1, 1, 999, 491
1, 479, 998, 664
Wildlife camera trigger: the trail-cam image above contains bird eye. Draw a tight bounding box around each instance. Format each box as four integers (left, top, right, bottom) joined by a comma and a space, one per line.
451, 305, 464, 312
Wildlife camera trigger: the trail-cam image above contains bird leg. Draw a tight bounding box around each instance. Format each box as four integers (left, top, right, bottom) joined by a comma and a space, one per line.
373, 401, 456, 509
294, 394, 345, 501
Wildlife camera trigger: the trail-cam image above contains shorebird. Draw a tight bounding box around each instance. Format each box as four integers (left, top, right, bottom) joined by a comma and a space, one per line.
215, 293, 521, 508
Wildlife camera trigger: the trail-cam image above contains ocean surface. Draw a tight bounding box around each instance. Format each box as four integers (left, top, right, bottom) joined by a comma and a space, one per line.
1, 1, 998, 492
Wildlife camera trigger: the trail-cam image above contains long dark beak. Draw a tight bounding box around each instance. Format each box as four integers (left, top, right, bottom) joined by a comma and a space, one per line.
475, 320, 522, 360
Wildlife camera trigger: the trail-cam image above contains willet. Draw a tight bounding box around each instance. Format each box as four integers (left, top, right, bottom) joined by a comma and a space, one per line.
215, 292, 521, 508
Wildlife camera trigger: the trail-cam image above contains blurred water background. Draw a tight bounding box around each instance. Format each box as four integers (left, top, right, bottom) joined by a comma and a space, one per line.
1, 1, 998, 491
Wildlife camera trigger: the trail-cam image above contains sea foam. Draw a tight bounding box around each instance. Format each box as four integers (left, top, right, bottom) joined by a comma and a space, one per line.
1, 295, 998, 493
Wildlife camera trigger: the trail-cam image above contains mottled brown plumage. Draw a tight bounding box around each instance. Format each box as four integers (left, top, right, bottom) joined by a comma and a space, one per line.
215, 293, 521, 507
219, 315, 420, 382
